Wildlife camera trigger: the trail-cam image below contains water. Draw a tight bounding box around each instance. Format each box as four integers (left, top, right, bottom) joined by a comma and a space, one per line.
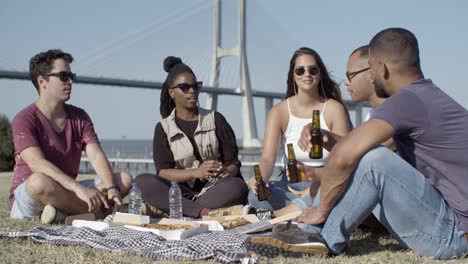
80, 139, 284, 180
128, 182, 142, 215
169, 181, 183, 219
100, 139, 153, 159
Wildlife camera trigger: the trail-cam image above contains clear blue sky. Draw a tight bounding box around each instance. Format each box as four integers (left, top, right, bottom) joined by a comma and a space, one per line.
1, 0, 467, 140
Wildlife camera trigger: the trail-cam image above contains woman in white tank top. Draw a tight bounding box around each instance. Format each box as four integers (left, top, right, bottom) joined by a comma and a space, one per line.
247, 47, 351, 214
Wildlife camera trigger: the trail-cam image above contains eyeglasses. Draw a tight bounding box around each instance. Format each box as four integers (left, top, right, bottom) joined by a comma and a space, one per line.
43, 71, 76, 82
346, 67, 370, 82
171, 81, 202, 93
294, 65, 320, 76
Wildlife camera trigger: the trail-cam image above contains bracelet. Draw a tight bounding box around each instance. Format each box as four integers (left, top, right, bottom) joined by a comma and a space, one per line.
107, 184, 120, 192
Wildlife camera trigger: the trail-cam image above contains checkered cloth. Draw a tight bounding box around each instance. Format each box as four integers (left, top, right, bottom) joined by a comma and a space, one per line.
0, 226, 250, 263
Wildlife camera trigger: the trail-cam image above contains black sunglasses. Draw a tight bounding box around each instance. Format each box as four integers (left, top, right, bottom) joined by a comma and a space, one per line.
346, 67, 370, 82
294, 65, 320, 76
44, 71, 77, 82
171, 81, 202, 93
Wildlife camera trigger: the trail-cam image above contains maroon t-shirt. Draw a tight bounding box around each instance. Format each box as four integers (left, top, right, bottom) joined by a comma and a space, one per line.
10, 103, 99, 206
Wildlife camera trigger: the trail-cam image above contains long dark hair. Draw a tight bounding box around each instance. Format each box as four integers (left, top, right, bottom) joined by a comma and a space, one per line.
285, 47, 342, 104
159, 56, 196, 118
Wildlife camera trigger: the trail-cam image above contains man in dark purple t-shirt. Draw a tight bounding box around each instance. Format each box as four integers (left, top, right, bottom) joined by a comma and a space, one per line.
248, 28, 468, 259
10, 49, 132, 224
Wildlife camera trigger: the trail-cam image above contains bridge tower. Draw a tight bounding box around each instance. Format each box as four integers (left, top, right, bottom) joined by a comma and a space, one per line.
205, 0, 261, 148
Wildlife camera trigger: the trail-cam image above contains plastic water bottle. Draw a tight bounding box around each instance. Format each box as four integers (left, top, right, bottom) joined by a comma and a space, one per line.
128, 182, 142, 215
169, 181, 183, 219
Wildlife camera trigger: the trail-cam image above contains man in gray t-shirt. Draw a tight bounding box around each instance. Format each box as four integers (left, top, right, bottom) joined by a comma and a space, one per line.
372, 79, 468, 233
248, 28, 468, 260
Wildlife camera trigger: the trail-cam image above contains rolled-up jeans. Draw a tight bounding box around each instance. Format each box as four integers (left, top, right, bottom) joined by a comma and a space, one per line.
247, 170, 313, 211
298, 147, 468, 259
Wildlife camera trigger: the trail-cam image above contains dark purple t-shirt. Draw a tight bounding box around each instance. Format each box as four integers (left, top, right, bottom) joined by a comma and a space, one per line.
10, 103, 99, 206
372, 79, 468, 232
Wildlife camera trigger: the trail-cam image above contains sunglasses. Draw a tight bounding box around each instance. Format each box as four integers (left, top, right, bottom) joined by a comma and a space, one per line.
171, 81, 202, 93
294, 65, 320, 76
346, 67, 370, 82
44, 71, 77, 82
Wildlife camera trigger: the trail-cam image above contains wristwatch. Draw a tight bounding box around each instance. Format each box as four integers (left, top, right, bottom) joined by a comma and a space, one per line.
107, 184, 120, 192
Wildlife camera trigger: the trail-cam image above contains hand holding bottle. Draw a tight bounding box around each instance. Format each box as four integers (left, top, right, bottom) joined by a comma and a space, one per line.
247, 177, 270, 195
203, 144, 227, 179
296, 162, 321, 182
193, 160, 224, 179
108, 188, 122, 213
253, 165, 268, 201
286, 143, 301, 182
298, 124, 331, 152
309, 110, 323, 159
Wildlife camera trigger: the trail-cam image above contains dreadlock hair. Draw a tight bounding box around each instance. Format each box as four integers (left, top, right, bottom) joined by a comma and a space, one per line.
285, 47, 343, 104
29, 49, 74, 94
160, 56, 196, 118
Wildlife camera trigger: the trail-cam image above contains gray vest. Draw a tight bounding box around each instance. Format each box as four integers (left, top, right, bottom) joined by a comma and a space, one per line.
160, 107, 220, 172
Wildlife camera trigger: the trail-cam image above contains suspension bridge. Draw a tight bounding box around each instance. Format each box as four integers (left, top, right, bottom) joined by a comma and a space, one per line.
0, 0, 369, 150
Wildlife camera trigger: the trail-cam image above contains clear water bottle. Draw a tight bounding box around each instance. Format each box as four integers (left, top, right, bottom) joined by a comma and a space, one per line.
169, 181, 183, 219
128, 182, 142, 215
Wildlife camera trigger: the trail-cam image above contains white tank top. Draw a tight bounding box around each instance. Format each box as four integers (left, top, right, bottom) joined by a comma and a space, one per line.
281, 98, 331, 167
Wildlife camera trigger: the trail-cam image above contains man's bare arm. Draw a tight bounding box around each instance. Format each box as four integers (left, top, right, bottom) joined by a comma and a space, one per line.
85, 143, 115, 188
20, 147, 82, 192
300, 119, 395, 224
20, 146, 108, 212
85, 143, 122, 207
297, 124, 344, 152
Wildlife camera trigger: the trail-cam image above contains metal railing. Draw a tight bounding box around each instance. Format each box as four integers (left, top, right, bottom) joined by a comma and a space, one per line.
80, 157, 283, 178
0, 70, 370, 126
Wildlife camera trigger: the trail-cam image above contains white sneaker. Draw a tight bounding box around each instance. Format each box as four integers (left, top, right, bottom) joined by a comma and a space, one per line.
40, 204, 67, 224
242, 205, 257, 215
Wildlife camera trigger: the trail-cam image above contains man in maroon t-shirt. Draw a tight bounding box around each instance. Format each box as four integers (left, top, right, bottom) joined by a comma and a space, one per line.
10, 49, 133, 224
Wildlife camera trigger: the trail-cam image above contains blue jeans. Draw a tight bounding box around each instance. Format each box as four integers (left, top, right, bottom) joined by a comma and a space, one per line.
248, 170, 313, 211
298, 147, 468, 259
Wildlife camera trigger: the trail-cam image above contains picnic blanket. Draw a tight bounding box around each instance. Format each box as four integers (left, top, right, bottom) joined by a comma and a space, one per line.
0, 226, 253, 263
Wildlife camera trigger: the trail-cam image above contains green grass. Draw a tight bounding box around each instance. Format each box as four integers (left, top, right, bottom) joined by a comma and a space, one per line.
0, 172, 465, 263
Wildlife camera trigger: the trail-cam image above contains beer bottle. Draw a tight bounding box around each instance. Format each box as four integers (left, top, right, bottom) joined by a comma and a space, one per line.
254, 165, 268, 201
309, 110, 323, 159
101, 188, 113, 217
286, 143, 301, 183
206, 144, 226, 177
207, 144, 216, 160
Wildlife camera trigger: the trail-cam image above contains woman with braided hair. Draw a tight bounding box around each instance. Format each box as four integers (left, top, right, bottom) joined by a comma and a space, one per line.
135, 56, 248, 218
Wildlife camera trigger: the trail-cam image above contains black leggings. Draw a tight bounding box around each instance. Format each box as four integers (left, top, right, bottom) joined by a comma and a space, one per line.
135, 174, 248, 218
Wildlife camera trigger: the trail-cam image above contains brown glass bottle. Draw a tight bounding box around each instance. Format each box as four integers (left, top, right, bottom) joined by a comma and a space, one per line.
254, 165, 268, 201
286, 143, 301, 183
101, 188, 113, 217
309, 110, 323, 159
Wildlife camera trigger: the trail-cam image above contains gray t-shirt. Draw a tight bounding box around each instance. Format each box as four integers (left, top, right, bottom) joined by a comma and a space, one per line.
372, 79, 468, 232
